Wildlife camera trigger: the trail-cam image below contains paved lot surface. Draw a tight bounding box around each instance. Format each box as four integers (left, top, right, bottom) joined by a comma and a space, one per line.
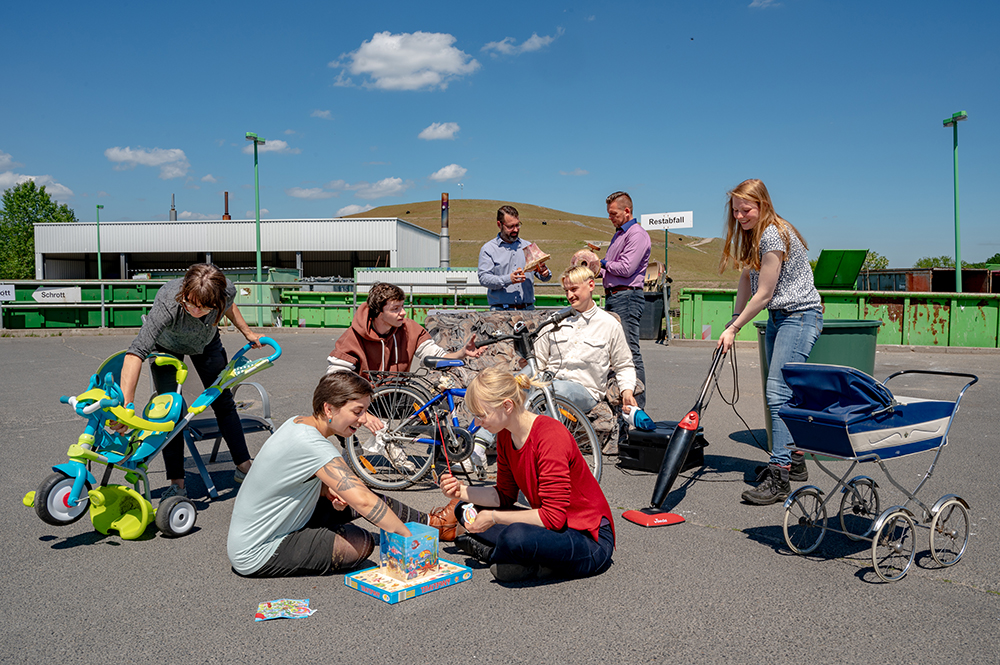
2, 330, 998, 664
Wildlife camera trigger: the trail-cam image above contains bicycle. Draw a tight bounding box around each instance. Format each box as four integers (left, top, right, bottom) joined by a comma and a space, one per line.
343, 360, 480, 490
343, 306, 602, 489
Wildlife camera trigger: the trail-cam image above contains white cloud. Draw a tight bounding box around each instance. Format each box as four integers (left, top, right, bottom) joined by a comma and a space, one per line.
331, 31, 480, 91
749, 0, 781, 7
178, 211, 218, 220
0, 150, 22, 170
419, 122, 460, 140
337, 204, 375, 217
311, 110, 333, 120
284, 129, 297, 135
482, 28, 564, 57
559, 168, 589, 176
104, 146, 190, 180
241, 139, 301, 155
353, 177, 410, 200
245, 208, 269, 217
0, 171, 74, 200
429, 164, 467, 182
201, 174, 217, 183
286, 187, 339, 200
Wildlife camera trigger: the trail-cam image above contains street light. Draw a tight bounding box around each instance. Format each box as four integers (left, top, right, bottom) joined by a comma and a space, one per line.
943, 110, 967, 293
246, 131, 266, 325
96, 204, 105, 327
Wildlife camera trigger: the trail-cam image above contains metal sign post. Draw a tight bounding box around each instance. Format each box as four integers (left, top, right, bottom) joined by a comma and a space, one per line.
640, 211, 694, 343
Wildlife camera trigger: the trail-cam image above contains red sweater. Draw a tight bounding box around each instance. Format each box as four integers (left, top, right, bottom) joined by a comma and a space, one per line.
495, 415, 615, 544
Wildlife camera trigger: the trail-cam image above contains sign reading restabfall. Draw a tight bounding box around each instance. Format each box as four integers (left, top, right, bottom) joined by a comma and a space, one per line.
32, 286, 82, 303
640, 211, 693, 231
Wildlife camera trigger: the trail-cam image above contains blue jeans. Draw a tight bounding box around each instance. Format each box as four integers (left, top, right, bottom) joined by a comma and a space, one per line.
458, 503, 614, 579
534, 380, 598, 414
765, 308, 823, 467
605, 289, 645, 408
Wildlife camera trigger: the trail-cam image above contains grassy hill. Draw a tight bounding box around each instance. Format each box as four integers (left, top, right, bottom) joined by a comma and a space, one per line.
345, 199, 735, 293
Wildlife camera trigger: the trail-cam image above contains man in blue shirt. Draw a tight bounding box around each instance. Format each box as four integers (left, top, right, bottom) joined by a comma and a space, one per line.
477, 205, 551, 310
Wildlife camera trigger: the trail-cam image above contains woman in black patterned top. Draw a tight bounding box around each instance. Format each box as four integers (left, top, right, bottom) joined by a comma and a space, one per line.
717, 179, 823, 506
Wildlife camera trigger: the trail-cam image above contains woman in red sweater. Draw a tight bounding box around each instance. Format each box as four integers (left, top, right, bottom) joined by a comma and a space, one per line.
440, 367, 615, 582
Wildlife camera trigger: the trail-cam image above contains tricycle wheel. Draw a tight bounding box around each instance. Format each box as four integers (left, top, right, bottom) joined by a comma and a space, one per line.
782, 489, 827, 555
35, 472, 91, 526
930, 498, 970, 567
156, 496, 197, 537
872, 511, 916, 582
839, 477, 880, 541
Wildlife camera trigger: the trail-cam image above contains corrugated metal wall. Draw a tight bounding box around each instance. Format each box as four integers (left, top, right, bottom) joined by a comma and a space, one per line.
34, 218, 439, 278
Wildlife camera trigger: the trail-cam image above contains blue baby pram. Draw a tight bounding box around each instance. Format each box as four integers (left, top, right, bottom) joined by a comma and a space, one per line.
775, 363, 977, 582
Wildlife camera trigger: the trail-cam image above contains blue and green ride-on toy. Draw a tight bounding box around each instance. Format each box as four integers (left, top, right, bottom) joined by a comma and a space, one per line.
23, 337, 282, 540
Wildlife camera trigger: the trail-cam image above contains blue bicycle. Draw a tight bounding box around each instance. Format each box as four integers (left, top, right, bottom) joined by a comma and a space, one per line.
344, 357, 480, 490
344, 306, 601, 489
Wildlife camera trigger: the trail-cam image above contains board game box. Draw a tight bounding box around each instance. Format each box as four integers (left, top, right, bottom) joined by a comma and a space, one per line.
346, 559, 473, 605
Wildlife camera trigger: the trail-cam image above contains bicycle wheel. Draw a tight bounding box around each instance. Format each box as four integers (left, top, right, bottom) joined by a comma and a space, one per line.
345, 385, 435, 490
528, 393, 602, 483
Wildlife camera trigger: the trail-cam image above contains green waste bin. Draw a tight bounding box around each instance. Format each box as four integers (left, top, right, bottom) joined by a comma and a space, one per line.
755, 319, 881, 450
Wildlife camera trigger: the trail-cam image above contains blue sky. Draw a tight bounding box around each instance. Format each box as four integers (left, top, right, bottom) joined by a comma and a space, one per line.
2, 0, 997, 267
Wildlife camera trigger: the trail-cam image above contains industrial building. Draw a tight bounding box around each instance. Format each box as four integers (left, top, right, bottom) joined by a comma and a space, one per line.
32, 217, 441, 280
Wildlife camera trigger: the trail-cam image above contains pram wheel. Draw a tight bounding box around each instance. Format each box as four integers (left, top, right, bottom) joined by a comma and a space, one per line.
930, 498, 970, 567
839, 477, 880, 541
156, 496, 197, 537
782, 489, 827, 555
872, 510, 916, 582
36, 472, 92, 526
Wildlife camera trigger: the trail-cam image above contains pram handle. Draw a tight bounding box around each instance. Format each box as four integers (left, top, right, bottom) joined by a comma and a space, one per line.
231, 336, 283, 364
883, 369, 978, 385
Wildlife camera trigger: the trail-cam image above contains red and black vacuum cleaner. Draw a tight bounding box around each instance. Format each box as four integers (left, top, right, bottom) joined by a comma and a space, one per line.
624, 347, 728, 527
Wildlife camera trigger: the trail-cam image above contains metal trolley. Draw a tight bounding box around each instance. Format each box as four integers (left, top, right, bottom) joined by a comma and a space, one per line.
776, 363, 977, 582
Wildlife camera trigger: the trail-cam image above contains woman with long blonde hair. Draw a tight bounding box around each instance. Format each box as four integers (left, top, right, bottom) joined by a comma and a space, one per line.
440, 367, 615, 582
718, 179, 823, 506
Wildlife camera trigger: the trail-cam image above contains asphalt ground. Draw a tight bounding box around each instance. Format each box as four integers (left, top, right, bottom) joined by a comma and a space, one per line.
2, 329, 998, 664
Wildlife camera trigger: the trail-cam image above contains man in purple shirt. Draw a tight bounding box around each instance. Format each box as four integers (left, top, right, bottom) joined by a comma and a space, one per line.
600, 191, 651, 410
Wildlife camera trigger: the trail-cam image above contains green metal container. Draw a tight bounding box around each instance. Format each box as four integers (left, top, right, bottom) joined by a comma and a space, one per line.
755, 319, 881, 450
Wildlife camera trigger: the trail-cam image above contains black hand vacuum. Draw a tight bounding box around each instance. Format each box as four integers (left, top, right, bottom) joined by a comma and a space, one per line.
624, 347, 727, 527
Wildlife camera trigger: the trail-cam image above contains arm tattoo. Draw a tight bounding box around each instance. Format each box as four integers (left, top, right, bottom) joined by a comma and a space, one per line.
323, 458, 365, 493
364, 500, 389, 525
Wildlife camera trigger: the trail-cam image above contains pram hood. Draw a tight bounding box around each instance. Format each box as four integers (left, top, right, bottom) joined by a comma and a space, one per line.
782, 363, 895, 419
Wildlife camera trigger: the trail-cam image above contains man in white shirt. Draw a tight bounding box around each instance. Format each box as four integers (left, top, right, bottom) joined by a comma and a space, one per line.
534, 265, 638, 413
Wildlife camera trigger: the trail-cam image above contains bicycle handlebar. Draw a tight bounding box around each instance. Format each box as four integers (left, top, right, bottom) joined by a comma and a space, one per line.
474, 306, 576, 351
231, 336, 283, 364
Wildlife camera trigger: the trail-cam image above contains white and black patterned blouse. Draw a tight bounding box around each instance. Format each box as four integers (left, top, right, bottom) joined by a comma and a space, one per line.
749, 225, 821, 312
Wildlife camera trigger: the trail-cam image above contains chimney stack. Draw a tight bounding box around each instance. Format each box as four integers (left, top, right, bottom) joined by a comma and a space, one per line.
223, 192, 231, 220
169, 194, 177, 221
439, 193, 450, 269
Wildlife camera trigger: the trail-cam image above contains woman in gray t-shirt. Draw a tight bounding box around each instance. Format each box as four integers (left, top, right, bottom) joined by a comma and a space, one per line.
717, 179, 823, 506
116, 264, 261, 501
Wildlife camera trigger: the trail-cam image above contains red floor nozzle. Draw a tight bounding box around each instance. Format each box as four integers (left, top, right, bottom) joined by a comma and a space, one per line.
622, 507, 685, 527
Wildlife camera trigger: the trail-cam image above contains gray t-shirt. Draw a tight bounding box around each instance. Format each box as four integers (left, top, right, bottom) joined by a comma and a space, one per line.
127, 277, 236, 358
227, 418, 340, 575
750, 225, 821, 312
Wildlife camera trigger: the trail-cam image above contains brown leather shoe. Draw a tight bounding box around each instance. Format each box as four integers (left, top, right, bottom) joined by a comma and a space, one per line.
428, 498, 460, 542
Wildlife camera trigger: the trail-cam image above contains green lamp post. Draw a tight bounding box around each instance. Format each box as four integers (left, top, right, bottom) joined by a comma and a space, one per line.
96, 204, 105, 327
246, 132, 266, 325
942, 111, 967, 293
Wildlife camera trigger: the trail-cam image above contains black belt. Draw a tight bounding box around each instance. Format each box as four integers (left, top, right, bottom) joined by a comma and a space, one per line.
605, 285, 641, 295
